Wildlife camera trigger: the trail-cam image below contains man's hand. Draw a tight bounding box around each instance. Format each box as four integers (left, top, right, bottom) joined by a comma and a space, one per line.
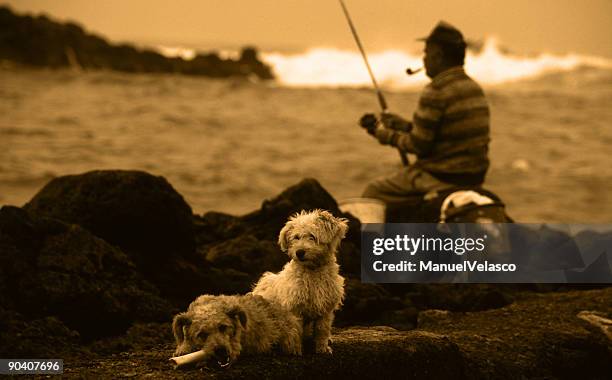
374, 124, 397, 146
359, 113, 378, 135
380, 112, 412, 132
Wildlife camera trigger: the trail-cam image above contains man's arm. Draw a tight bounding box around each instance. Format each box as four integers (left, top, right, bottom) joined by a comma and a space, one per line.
379, 113, 412, 132
376, 85, 444, 155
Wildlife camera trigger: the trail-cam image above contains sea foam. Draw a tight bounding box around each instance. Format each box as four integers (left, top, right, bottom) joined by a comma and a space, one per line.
262, 37, 612, 88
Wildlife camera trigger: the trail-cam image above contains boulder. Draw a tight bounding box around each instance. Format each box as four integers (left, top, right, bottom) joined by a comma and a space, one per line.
194, 178, 363, 294
24, 170, 195, 260
239, 178, 346, 241
0, 206, 174, 340
23, 170, 211, 305
197, 177, 362, 256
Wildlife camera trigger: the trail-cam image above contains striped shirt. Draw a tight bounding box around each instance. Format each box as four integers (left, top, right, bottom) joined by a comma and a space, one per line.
396, 66, 490, 181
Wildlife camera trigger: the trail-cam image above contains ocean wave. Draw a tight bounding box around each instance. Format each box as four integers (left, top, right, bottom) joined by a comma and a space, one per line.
152, 37, 612, 88
261, 37, 612, 88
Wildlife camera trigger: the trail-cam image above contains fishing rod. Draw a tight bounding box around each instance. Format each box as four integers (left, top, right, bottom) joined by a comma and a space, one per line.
338, 0, 409, 167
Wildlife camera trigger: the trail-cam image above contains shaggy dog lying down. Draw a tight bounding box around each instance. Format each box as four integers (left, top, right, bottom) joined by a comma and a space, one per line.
171, 294, 302, 368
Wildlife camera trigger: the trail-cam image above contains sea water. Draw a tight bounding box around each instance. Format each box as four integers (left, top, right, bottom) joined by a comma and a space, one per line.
1, 39, 611, 222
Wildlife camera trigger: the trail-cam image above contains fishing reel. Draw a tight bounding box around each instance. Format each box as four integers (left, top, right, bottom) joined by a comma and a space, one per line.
359, 113, 378, 135
360, 112, 412, 135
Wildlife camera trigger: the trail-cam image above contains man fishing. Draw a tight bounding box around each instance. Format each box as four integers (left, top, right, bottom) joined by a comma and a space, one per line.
360, 21, 491, 203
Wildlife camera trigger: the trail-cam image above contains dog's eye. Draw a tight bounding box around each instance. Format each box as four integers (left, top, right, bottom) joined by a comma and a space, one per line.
218, 325, 228, 333
197, 331, 208, 341
308, 233, 316, 241
292, 235, 300, 240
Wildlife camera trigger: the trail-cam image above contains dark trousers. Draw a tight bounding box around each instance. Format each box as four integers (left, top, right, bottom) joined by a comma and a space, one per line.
362, 165, 455, 203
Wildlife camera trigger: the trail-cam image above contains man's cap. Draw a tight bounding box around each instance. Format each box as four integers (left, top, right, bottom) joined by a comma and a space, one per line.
418, 21, 466, 47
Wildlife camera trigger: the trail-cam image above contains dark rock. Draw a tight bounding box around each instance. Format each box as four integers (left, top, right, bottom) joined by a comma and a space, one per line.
509, 224, 584, 271
61, 289, 612, 379
571, 230, 612, 283
24, 170, 195, 260
0, 206, 173, 340
240, 178, 343, 241
19, 174, 365, 306
0, 6, 274, 80
0, 308, 82, 357
338, 279, 419, 330
195, 178, 362, 279
251, 328, 466, 380
194, 211, 243, 246
204, 267, 254, 295
205, 234, 287, 277
565, 251, 612, 283
238, 46, 274, 80
403, 284, 514, 312
417, 309, 451, 328
88, 322, 174, 356
337, 279, 405, 327
574, 230, 612, 259
23, 170, 211, 305
192, 178, 513, 322
4, 171, 612, 377
380, 307, 420, 331
151, 256, 218, 307
336, 240, 361, 278
537, 330, 612, 380
196, 234, 289, 294
419, 288, 612, 379
239, 47, 259, 63
194, 178, 359, 245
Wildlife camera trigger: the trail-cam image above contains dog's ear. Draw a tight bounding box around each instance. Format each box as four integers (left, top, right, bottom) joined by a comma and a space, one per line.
335, 216, 349, 240
172, 312, 192, 344
227, 306, 247, 330
278, 221, 293, 253
318, 210, 349, 242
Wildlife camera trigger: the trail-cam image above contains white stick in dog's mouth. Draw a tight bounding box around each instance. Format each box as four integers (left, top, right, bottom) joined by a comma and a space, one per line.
169, 350, 208, 368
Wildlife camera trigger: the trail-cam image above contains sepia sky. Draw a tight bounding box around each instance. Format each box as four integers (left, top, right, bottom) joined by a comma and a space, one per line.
4, 0, 612, 57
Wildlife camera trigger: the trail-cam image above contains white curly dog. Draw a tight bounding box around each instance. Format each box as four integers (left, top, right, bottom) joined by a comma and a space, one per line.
252, 209, 348, 354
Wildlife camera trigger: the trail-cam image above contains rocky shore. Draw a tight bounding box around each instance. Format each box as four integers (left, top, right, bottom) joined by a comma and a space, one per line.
1, 170, 610, 378
0, 6, 274, 80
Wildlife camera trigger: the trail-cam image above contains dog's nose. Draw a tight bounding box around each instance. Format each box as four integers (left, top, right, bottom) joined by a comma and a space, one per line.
214, 346, 229, 359
296, 249, 306, 261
